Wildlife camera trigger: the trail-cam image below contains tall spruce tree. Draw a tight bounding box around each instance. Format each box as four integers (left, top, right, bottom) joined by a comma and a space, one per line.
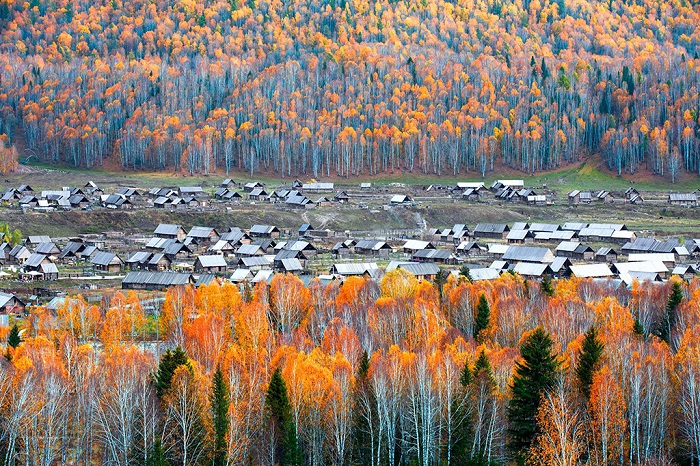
507, 327, 561, 462
5, 323, 21, 361
145, 439, 169, 466
540, 274, 554, 297
154, 346, 190, 399
473, 294, 490, 342
575, 326, 604, 400
266, 368, 302, 466
211, 365, 230, 466
7, 323, 21, 348
351, 351, 373, 465
660, 281, 683, 345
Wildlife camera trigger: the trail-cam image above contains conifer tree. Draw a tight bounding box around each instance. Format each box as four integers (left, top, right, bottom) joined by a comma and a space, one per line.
575, 326, 604, 400
5, 323, 21, 361
266, 368, 302, 466
146, 439, 170, 466
154, 346, 190, 399
540, 274, 554, 297
351, 351, 373, 465
660, 281, 683, 345
211, 365, 230, 466
473, 294, 490, 342
7, 323, 21, 348
540, 58, 550, 81
507, 327, 561, 462
460, 265, 473, 283
472, 349, 493, 381
633, 318, 645, 338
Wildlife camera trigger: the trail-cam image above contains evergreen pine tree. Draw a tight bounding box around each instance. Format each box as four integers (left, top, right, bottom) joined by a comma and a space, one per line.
7, 323, 21, 348
473, 294, 490, 342
351, 351, 373, 465
540, 274, 554, 297
660, 281, 683, 345
154, 346, 190, 399
633, 318, 645, 338
460, 265, 473, 283
145, 439, 170, 466
211, 364, 230, 466
266, 368, 302, 466
540, 58, 550, 81
575, 326, 604, 400
472, 349, 493, 381
507, 327, 561, 461
5, 323, 21, 361
434, 269, 448, 302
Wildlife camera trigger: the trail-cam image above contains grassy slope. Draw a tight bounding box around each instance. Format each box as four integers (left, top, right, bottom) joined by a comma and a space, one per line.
15, 158, 700, 192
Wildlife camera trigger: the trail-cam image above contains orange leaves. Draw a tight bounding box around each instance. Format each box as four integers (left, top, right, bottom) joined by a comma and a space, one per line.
269, 273, 311, 337
161, 285, 197, 347
380, 268, 419, 299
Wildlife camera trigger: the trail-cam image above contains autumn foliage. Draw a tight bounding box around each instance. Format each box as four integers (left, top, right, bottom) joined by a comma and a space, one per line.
0, 0, 699, 180
3, 274, 700, 464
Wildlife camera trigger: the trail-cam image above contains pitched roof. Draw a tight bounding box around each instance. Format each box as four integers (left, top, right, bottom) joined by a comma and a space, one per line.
25, 253, 48, 268
91, 251, 122, 266
669, 193, 697, 202
241, 256, 272, 267
35, 242, 60, 255
402, 240, 433, 250
237, 244, 263, 256
570, 263, 614, 278
330, 262, 379, 276
0, 292, 23, 309
250, 225, 277, 235
355, 240, 390, 250
302, 182, 334, 190
502, 246, 555, 263
154, 224, 183, 236
529, 223, 560, 232
474, 223, 509, 234
230, 269, 253, 281
413, 249, 453, 260
127, 251, 152, 264
195, 255, 228, 268
122, 271, 193, 287
40, 262, 59, 274
513, 262, 552, 277
281, 258, 303, 271
393, 262, 440, 276
188, 226, 217, 238
506, 230, 531, 241
469, 268, 501, 281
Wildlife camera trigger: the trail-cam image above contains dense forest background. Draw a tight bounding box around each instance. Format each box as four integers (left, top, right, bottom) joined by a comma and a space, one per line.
0, 0, 699, 178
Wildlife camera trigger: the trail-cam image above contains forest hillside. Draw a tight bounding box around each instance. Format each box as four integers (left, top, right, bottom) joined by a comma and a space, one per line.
0, 0, 699, 178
